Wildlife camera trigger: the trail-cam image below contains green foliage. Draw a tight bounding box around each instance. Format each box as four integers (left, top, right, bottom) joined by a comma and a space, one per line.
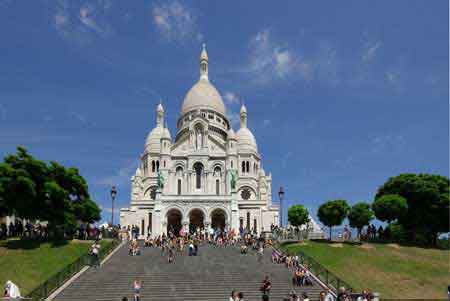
287, 205, 310, 227
317, 199, 350, 239
388, 223, 407, 242
0, 146, 101, 235
281, 241, 450, 298
348, 202, 373, 233
372, 194, 407, 223
376, 173, 450, 245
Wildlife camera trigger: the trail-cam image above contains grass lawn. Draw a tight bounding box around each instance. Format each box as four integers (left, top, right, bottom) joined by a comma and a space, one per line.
282, 241, 450, 299
0, 238, 113, 296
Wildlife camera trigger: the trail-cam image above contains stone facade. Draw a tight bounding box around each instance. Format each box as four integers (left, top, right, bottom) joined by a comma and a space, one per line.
120, 46, 279, 237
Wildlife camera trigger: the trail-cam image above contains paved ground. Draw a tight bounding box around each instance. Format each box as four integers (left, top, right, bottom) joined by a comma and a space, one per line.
55, 242, 323, 301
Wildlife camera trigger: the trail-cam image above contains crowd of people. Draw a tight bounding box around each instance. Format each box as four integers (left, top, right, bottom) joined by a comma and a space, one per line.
0, 220, 49, 240
0, 219, 118, 241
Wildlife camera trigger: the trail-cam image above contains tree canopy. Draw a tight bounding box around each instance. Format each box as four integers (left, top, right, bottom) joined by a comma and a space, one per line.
317, 199, 350, 240
0, 146, 101, 235
372, 194, 407, 224
375, 173, 449, 245
287, 205, 310, 228
348, 202, 373, 234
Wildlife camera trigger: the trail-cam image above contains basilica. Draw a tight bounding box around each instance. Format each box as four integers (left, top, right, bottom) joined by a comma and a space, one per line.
120, 46, 279, 237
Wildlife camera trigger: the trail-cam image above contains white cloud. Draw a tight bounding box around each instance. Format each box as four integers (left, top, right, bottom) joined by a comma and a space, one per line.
97, 159, 138, 187
99, 205, 113, 214
223, 92, 240, 105
362, 39, 382, 63
53, 0, 115, 45
228, 111, 240, 129
386, 71, 400, 85
248, 29, 312, 83
370, 133, 406, 154
152, 1, 202, 43
68, 110, 96, 127
314, 41, 340, 86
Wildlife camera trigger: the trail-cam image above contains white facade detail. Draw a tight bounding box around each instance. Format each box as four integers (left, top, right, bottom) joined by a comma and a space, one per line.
120, 45, 279, 237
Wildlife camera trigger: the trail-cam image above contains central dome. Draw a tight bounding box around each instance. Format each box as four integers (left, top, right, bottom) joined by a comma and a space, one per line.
181, 78, 226, 116
181, 45, 226, 117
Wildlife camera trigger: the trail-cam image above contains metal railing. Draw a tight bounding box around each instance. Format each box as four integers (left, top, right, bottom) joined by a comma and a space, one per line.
291, 248, 353, 293
26, 239, 121, 300
273, 236, 353, 295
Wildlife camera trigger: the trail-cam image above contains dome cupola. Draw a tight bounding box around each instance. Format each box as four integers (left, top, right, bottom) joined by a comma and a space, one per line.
181, 44, 226, 116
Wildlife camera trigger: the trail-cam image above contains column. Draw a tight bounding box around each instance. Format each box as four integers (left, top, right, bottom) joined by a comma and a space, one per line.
231, 191, 239, 231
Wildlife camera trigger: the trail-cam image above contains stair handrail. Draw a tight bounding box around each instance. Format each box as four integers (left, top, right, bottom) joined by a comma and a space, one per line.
26, 238, 121, 301
272, 231, 353, 295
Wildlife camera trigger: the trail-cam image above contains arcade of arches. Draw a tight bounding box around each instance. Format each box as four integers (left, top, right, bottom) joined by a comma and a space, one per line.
165, 207, 228, 235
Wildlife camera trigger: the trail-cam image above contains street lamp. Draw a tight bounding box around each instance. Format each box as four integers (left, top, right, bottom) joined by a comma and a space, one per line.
278, 186, 285, 228
110, 186, 117, 226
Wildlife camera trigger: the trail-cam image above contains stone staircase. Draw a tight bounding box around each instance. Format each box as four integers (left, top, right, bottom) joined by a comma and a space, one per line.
54, 242, 324, 301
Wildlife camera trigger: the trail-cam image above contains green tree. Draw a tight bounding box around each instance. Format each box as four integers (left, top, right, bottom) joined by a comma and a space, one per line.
372, 194, 407, 224
348, 202, 373, 236
0, 146, 102, 239
317, 199, 350, 240
288, 205, 310, 228
375, 173, 450, 245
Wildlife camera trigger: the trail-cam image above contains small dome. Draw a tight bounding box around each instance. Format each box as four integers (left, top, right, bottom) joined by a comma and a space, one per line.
227, 128, 236, 140
240, 104, 247, 114
145, 125, 164, 152
157, 103, 164, 113
162, 127, 172, 140
181, 79, 226, 116
236, 127, 257, 152
259, 168, 266, 177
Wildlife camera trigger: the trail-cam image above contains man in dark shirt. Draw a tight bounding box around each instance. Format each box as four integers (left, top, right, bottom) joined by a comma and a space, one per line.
260, 275, 271, 296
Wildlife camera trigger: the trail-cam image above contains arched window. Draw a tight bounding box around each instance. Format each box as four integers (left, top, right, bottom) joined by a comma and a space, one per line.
151, 161, 156, 173
246, 212, 251, 230
149, 186, 157, 200
143, 156, 148, 174
176, 166, 183, 176
177, 179, 182, 195
156, 161, 160, 172
194, 162, 203, 189
231, 161, 233, 168
214, 166, 221, 177
253, 218, 257, 232
216, 179, 220, 195
246, 161, 250, 173
242, 161, 245, 173
195, 124, 203, 150
163, 161, 166, 168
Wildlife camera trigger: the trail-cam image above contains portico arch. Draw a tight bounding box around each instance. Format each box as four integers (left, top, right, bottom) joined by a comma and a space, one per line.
210, 208, 227, 231
166, 208, 183, 236
188, 208, 205, 233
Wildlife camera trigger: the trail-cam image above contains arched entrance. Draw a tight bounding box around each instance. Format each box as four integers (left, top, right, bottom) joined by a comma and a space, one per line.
211, 208, 227, 231
189, 208, 204, 234
167, 208, 182, 236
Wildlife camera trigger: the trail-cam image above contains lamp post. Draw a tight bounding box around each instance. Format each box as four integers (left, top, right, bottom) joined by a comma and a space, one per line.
278, 186, 285, 228
110, 186, 117, 226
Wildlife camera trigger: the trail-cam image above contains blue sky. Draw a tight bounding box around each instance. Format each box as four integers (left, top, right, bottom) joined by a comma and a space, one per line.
0, 0, 448, 225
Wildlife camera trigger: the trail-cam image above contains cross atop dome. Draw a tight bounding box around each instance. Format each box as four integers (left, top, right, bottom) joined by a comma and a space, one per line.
200, 43, 208, 81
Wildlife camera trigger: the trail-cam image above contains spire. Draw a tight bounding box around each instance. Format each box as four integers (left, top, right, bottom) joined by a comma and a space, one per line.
240, 104, 247, 128
200, 43, 208, 81
156, 102, 164, 126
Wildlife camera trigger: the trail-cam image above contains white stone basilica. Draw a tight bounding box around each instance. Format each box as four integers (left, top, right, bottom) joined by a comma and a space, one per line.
120, 46, 279, 237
